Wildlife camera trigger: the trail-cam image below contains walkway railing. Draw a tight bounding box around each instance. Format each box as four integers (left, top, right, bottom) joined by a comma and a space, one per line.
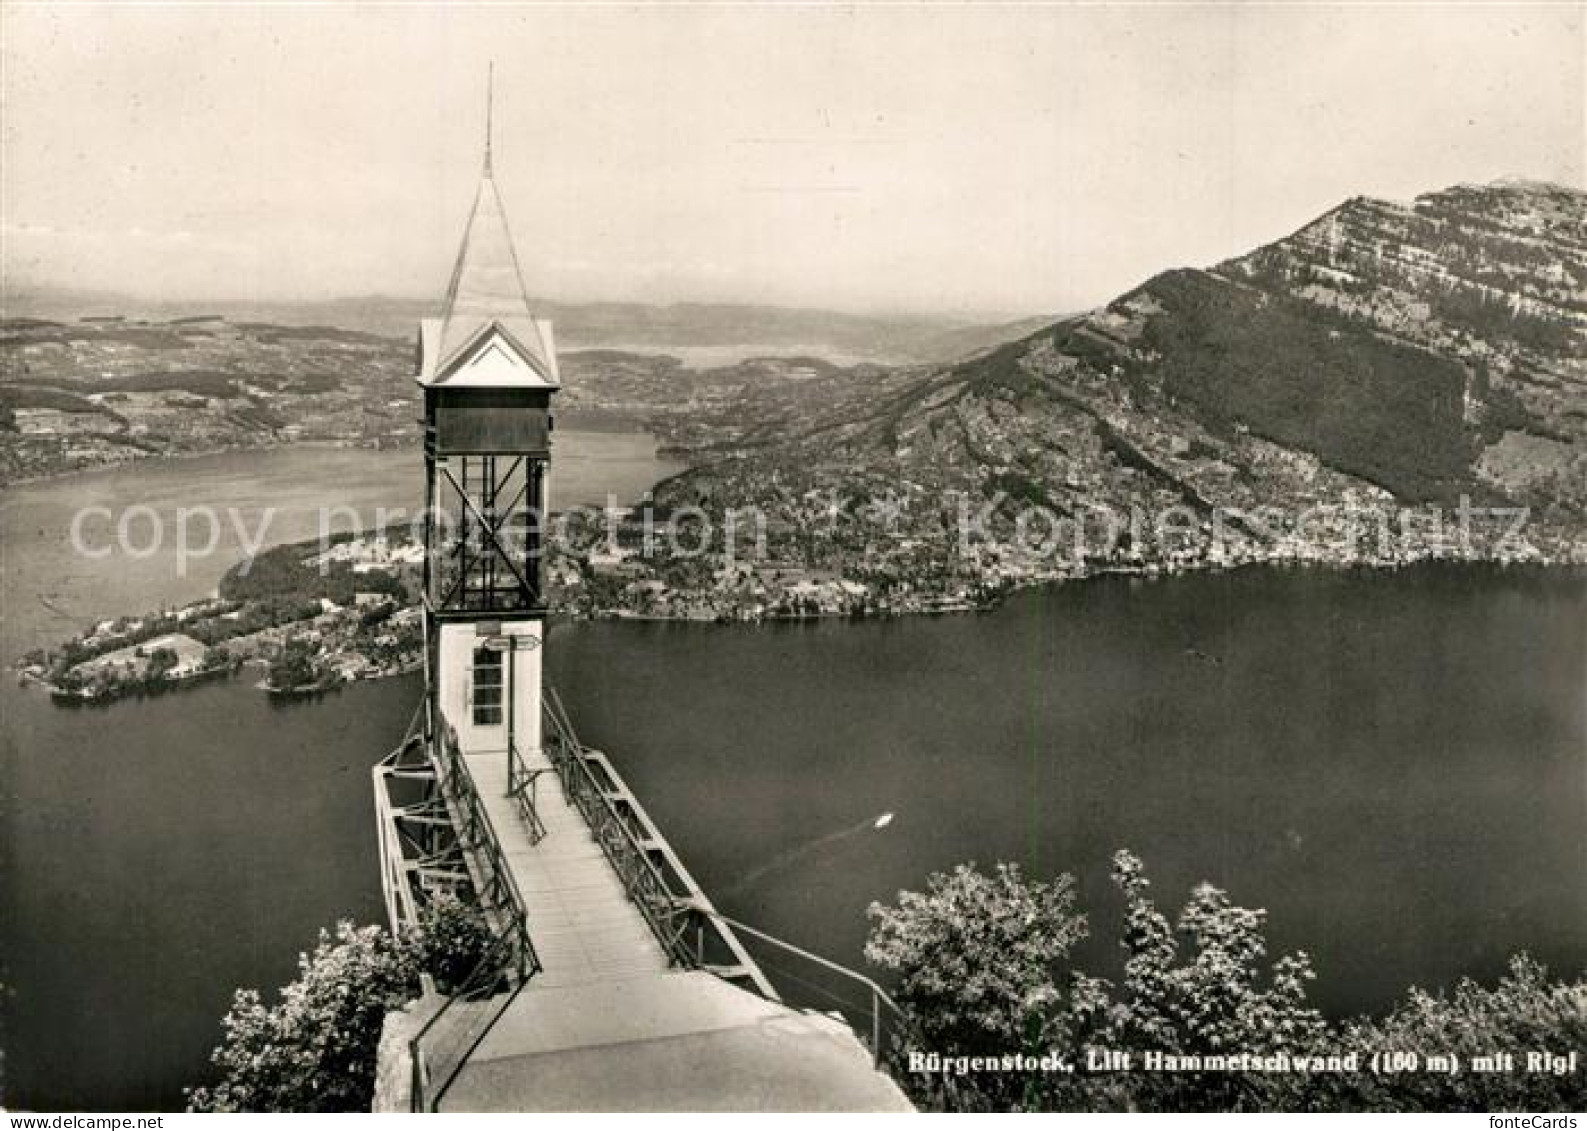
506, 738, 548, 844
397, 688, 942, 1110
691, 908, 959, 1110
696, 911, 903, 1067
409, 711, 542, 1112
433, 719, 539, 956
543, 688, 953, 1107
409, 923, 532, 1112
543, 686, 774, 998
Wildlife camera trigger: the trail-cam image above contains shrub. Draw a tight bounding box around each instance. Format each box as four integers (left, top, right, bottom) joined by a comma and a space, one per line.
1074, 850, 1329, 1111
865, 851, 1583, 1112
187, 899, 492, 1113
186, 922, 417, 1113
1312, 954, 1587, 1112
866, 862, 1088, 1057
411, 893, 495, 995
866, 862, 1089, 1109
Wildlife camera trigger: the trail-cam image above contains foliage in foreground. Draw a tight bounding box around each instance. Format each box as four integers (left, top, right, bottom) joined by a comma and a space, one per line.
185, 895, 491, 1113
863, 861, 1088, 1063
1323, 954, 1587, 1113
866, 851, 1587, 1113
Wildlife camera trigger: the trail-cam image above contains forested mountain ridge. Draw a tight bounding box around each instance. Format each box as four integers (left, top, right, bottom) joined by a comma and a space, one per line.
656, 181, 1586, 598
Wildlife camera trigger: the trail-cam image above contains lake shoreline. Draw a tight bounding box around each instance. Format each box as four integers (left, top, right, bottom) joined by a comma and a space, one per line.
11, 418, 1583, 711
0, 437, 422, 494
0, 412, 681, 494
579, 554, 1587, 624
5, 444, 1583, 1107
19, 554, 1586, 708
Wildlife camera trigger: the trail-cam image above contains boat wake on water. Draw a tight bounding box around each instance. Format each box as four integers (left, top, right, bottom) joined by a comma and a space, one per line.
719, 812, 896, 899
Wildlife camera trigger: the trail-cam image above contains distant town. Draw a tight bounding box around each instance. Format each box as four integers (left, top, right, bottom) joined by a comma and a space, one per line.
20, 481, 1579, 705
20, 533, 422, 703
0, 316, 415, 483
10, 179, 1587, 703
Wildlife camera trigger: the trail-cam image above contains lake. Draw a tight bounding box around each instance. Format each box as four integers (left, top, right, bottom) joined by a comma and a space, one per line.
549, 568, 1585, 1023
1, 445, 1583, 1110
0, 438, 680, 660
0, 436, 681, 1110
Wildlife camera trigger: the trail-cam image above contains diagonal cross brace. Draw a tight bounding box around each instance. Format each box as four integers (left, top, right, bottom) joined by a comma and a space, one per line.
437, 462, 537, 607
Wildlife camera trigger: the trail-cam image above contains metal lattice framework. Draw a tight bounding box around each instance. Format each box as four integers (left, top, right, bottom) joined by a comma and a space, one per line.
373, 702, 544, 1111
427, 454, 545, 615
373, 704, 540, 947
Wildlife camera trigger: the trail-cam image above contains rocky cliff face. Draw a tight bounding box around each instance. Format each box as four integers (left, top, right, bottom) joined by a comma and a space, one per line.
1234, 182, 1586, 354
1220, 181, 1586, 508
659, 181, 1585, 576
868, 180, 1585, 519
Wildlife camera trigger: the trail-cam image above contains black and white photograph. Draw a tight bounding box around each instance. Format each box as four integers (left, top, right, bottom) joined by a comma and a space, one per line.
0, 0, 1583, 1116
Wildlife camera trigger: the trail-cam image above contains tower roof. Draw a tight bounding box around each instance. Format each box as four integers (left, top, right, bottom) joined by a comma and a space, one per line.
419, 73, 558, 388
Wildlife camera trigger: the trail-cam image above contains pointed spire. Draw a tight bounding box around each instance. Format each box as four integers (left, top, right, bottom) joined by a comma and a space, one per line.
441, 173, 531, 324
483, 62, 494, 177
441, 64, 530, 327
427, 69, 554, 380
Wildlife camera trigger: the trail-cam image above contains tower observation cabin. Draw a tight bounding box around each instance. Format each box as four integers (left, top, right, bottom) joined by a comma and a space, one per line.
376, 79, 916, 1114
417, 111, 557, 758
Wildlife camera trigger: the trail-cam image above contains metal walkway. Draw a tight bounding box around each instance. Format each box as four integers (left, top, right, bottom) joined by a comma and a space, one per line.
463, 748, 669, 990
439, 752, 911, 1111
374, 698, 916, 1112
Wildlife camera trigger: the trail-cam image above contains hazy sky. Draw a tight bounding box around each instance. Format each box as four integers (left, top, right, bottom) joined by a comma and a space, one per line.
2, 3, 1581, 317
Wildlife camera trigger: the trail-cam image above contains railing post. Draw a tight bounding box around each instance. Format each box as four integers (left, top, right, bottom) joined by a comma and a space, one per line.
872, 987, 882, 1067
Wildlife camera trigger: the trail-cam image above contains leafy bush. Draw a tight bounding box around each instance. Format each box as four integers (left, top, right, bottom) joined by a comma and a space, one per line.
186, 899, 491, 1113
866, 862, 1089, 1110
185, 922, 417, 1113
868, 851, 1586, 1113
1312, 955, 1587, 1112
867, 862, 1087, 1055
411, 894, 495, 995
1073, 851, 1329, 1112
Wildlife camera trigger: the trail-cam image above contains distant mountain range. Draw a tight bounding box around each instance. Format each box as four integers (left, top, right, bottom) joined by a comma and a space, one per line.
8, 178, 1584, 543
2, 287, 1051, 366
661, 180, 1587, 564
